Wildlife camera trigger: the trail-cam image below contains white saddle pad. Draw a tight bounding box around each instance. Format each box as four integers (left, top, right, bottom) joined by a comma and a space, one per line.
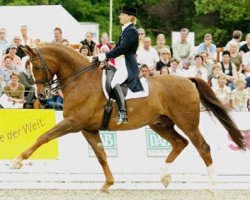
102, 70, 149, 100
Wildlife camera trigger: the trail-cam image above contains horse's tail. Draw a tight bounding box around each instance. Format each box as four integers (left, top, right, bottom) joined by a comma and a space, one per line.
189, 77, 246, 150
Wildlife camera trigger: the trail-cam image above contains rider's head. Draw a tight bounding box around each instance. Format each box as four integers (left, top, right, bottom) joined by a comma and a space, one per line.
119, 6, 137, 25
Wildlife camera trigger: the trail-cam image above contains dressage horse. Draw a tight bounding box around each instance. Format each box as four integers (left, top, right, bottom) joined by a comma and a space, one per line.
11, 44, 245, 192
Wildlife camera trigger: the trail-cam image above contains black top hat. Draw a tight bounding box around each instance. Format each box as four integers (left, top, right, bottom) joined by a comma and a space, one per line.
121, 6, 138, 17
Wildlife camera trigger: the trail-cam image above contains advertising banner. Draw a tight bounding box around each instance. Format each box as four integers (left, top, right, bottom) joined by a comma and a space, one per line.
0, 110, 58, 159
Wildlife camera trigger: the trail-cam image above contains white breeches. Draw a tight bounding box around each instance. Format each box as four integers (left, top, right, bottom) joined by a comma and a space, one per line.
111, 58, 128, 88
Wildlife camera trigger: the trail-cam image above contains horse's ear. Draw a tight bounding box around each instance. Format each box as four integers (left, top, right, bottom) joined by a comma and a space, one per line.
23, 45, 37, 57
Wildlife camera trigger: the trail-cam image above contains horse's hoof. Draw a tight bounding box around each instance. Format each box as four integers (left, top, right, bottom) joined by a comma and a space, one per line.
99, 188, 109, 194
161, 175, 171, 188
9, 159, 23, 169
203, 188, 215, 195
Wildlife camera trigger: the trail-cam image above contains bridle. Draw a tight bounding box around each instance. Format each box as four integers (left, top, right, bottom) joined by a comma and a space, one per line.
29, 47, 99, 93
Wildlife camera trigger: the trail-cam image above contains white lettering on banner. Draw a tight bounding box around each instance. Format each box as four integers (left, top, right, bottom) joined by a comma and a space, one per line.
88, 131, 118, 157
146, 128, 172, 157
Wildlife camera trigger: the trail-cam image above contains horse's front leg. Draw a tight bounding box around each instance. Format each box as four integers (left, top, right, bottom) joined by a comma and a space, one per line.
10, 118, 78, 169
82, 130, 114, 193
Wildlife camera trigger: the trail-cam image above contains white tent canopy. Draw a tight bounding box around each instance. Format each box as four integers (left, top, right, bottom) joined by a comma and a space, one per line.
0, 5, 96, 44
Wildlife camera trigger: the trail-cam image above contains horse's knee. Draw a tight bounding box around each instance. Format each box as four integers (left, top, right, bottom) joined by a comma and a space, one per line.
37, 134, 50, 144
174, 137, 189, 151
181, 137, 189, 148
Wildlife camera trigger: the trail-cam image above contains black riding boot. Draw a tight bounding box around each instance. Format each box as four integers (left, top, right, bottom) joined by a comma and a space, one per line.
113, 84, 128, 125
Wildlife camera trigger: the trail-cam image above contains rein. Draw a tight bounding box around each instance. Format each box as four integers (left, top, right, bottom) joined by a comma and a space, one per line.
30, 47, 99, 92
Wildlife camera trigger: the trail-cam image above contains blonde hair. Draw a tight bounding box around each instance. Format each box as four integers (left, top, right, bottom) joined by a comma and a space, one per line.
218, 73, 227, 80
204, 33, 212, 39
131, 16, 137, 25
10, 70, 19, 77
234, 78, 247, 85
157, 34, 165, 40
212, 64, 221, 70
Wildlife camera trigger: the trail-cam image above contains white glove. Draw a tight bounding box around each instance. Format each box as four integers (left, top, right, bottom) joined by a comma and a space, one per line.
98, 53, 107, 62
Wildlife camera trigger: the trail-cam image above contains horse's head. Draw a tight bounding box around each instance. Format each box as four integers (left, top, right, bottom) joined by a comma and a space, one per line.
23, 45, 55, 100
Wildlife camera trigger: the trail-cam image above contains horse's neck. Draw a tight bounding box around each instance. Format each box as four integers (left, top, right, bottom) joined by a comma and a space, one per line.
57, 62, 102, 94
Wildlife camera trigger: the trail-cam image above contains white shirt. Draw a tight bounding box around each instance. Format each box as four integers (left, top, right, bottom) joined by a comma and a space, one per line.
122, 22, 132, 32
169, 67, 183, 76
242, 51, 250, 77
212, 85, 231, 103
185, 65, 208, 82
137, 47, 159, 68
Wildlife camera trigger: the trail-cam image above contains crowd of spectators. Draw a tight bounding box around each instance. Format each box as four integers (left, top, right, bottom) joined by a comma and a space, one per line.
0, 25, 249, 112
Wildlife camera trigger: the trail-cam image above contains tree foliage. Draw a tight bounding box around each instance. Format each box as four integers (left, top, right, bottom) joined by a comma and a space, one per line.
0, 0, 249, 46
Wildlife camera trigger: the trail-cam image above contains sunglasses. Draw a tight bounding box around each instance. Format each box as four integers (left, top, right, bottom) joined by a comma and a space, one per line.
139, 33, 145, 35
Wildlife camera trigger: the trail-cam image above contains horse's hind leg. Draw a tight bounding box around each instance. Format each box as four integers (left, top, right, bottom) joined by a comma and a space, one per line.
183, 128, 215, 186
150, 120, 189, 188
10, 118, 78, 169
82, 130, 114, 193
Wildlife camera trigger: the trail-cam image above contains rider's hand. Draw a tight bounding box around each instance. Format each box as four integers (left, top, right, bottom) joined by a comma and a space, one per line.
98, 53, 107, 62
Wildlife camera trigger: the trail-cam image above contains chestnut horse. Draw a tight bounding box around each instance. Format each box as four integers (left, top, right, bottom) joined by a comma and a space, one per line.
11, 44, 245, 192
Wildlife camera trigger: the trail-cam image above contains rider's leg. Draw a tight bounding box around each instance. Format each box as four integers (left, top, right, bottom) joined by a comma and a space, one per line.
113, 84, 128, 124
111, 59, 128, 125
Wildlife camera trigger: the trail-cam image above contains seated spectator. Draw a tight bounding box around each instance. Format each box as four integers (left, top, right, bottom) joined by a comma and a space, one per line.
3, 70, 25, 108
0, 75, 3, 96
212, 73, 231, 108
51, 27, 64, 44
231, 79, 249, 112
18, 60, 35, 108
209, 64, 222, 88
153, 34, 170, 55
156, 48, 171, 74
96, 32, 112, 54
242, 51, 250, 87
197, 33, 216, 61
239, 33, 250, 57
20, 25, 33, 46
79, 32, 97, 56
138, 28, 146, 49
6, 35, 26, 59
185, 55, 208, 82
45, 90, 63, 111
137, 37, 159, 75
79, 45, 92, 62
0, 28, 10, 56
62, 39, 70, 46
1, 56, 21, 84
33, 38, 41, 46
100, 45, 115, 66
139, 64, 149, 78
200, 51, 214, 79
225, 30, 242, 52
44, 76, 63, 111
1, 44, 22, 68
168, 58, 183, 76
172, 28, 193, 69
217, 50, 238, 90
160, 66, 169, 75
229, 42, 242, 72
